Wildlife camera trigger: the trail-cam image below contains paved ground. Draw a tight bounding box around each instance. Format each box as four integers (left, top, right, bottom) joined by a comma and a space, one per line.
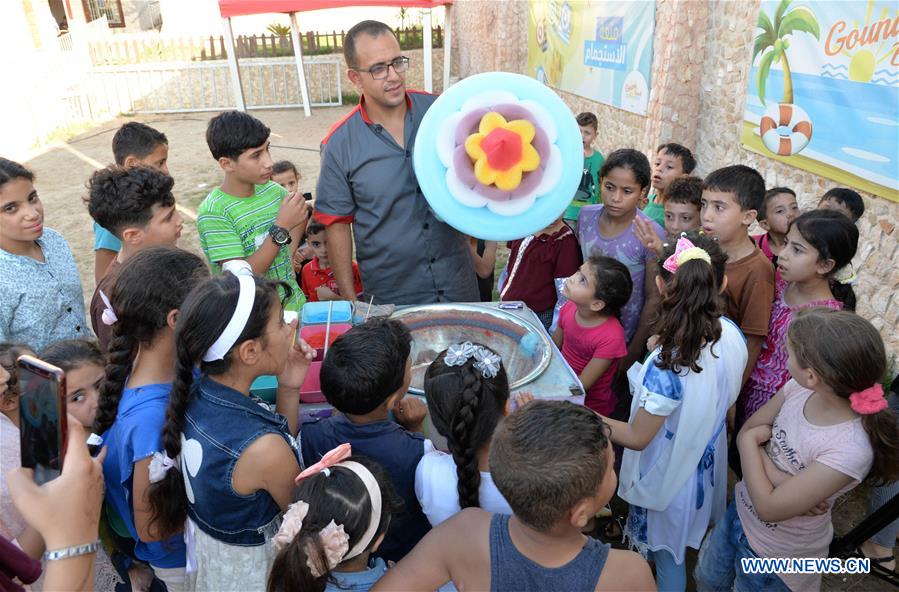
23, 107, 897, 591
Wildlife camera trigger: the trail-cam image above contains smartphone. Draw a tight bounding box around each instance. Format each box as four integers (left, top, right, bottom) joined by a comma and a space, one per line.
17, 355, 67, 485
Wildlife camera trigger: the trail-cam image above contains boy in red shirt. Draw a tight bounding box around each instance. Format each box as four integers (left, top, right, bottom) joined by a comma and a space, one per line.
301, 220, 363, 302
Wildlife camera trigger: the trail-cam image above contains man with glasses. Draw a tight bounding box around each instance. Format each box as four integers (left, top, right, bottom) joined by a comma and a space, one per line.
314, 20, 478, 305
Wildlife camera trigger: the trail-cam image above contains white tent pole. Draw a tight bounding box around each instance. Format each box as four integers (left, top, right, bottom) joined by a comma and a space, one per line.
443, 3, 452, 91
222, 16, 245, 111
423, 8, 433, 92
289, 11, 313, 118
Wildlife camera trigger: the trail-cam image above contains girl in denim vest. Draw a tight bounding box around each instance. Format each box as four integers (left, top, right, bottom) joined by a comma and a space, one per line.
147, 261, 314, 591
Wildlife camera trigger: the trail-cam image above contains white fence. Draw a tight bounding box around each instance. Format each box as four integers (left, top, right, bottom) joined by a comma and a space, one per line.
86, 58, 343, 115
16, 23, 342, 151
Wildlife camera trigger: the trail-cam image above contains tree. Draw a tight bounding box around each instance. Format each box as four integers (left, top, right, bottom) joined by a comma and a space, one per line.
752, 0, 820, 105
266, 22, 291, 37
397, 7, 408, 29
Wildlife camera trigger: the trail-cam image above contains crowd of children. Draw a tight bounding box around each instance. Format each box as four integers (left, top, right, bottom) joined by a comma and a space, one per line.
0, 95, 897, 592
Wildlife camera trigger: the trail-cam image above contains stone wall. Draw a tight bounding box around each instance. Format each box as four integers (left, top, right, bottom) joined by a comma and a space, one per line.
452, 0, 899, 369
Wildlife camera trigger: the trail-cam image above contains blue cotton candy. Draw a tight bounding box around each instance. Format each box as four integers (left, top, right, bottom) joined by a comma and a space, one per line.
518, 332, 541, 357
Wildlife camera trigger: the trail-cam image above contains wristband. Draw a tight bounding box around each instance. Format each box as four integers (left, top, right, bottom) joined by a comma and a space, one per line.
43, 540, 100, 561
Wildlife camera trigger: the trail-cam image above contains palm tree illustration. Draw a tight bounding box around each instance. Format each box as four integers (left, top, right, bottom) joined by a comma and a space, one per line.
752, 0, 820, 105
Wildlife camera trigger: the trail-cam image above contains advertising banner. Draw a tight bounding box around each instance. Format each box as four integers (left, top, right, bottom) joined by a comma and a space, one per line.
742, 0, 898, 202
527, 0, 656, 116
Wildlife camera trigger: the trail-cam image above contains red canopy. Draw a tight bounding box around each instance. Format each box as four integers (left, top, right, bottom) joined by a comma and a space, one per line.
219, 0, 451, 18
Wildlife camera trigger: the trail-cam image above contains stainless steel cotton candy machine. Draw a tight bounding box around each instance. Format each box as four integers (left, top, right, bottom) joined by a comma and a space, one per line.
295, 302, 585, 446
392, 303, 561, 396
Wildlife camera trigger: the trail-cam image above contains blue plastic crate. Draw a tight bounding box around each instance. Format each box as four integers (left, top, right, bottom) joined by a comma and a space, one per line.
301, 301, 352, 325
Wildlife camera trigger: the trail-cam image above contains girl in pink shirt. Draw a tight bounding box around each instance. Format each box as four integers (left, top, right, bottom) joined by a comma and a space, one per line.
696, 309, 899, 592
553, 255, 632, 416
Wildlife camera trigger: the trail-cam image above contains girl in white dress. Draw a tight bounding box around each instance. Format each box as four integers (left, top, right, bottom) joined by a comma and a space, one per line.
599, 232, 748, 592
415, 342, 514, 526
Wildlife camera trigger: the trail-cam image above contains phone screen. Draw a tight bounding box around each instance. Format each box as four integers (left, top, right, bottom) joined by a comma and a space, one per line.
17, 356, 67, 485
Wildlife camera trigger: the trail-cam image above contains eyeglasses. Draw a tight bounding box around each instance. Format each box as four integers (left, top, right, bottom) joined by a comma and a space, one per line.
355, 56, 410, 80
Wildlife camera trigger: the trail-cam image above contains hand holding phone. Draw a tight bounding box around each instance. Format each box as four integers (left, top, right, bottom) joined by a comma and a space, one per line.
7, 418, 106, 551
17, 355, 67, 485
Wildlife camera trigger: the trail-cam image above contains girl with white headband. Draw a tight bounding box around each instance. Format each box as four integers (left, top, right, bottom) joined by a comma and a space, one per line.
600, 231, 748, 592
267, 445, 398, 592
146, 260, 315, 591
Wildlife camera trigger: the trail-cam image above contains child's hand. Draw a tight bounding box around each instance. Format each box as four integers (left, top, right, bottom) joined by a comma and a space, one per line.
316, 285, 339, 301
128, 564, 154, 592
276, 191, 309, 231
395, 396, 428, 432
760, 451, 791, 487
278, 331, 316, 390
512, 391, 536, 410
633, 217, 664, 258
646, 334, 660, 351
7, 418, 106, 550
294, 242, 314, 264
804, 500, 830, 516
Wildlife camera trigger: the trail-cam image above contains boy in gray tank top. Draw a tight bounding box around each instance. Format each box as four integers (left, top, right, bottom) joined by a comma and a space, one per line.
372, 400, 656, 591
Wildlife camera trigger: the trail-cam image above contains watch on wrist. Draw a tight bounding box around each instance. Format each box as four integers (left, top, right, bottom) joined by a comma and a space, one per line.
269, 225, 292, 247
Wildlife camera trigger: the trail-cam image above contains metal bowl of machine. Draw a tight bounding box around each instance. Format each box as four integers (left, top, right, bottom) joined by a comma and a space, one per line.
392, 303, 553, 396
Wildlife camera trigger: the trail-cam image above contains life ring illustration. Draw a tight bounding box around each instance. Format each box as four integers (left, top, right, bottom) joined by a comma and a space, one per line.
759, 102, 812, 156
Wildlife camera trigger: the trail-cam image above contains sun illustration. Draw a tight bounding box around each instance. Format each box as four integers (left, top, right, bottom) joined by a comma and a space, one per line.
824, 0, 898, 83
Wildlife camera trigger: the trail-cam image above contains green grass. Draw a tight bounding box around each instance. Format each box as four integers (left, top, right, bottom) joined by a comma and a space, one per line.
41, 120, 104, 146
340, 90, 360, 104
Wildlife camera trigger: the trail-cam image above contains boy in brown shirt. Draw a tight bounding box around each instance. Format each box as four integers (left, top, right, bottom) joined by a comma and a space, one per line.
700, 165, 774, 389
86, 166, 184, 351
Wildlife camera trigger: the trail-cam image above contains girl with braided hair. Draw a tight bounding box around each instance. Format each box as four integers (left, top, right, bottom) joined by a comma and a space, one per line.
93, 246, 209, 591
416, 342, 516, 527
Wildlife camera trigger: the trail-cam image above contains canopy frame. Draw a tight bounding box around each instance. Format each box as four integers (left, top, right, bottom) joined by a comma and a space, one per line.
217, 0, 453, 117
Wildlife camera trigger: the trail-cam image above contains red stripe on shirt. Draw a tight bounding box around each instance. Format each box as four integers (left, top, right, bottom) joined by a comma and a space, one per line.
321, 105, 361, 146
313, 210, 354, 226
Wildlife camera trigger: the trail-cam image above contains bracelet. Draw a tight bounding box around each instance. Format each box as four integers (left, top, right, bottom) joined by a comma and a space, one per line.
43, 540, 100, 561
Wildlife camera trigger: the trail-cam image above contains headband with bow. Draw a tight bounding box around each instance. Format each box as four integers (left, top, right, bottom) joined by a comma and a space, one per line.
273, 444, 383, 575
662, 236, 711, 274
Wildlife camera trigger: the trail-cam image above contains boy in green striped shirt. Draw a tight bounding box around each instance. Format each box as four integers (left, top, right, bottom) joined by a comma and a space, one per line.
198, 111, 309, 311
